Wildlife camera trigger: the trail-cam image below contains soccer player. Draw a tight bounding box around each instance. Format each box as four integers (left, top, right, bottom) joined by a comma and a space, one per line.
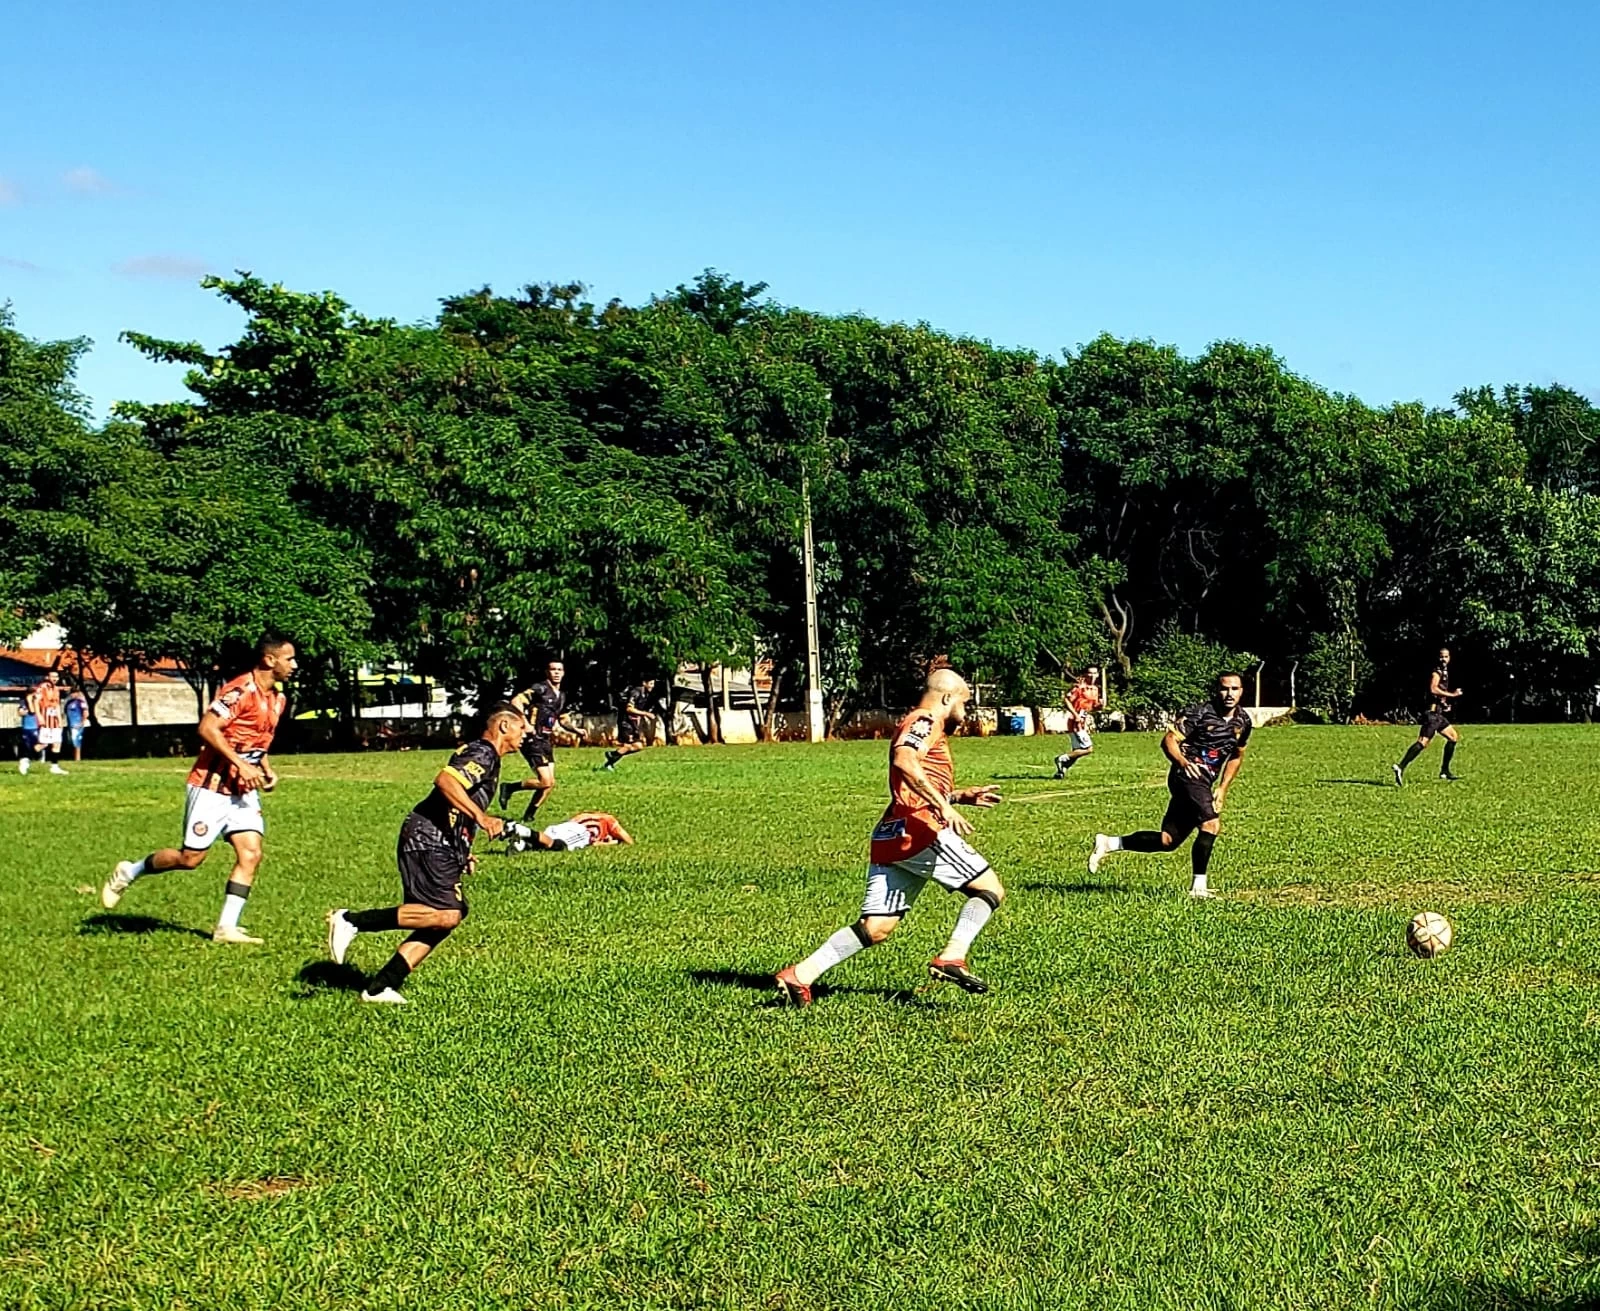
500, 658, 584, 819
65, 683, 89, 762
29, 669, 68, 775
1087, 671, 1252, 899
1054, 665, 1102, 778
325, 704, 524, 1004
1393, 648, 1463, 785
774, 668, 1005, 1007
603, 678, 656, 771
100, 637, 298, 943
524, 810, 634, 850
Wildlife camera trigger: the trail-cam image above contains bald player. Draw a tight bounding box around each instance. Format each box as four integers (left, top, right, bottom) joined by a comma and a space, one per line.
775, 668, 1005, 1006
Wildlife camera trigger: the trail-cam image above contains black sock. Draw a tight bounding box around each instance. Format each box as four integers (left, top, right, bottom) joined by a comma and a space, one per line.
1192, 831, 1216, 882
1441, 740, 1457, 775
368, 951, 412, 994
1122, 831, 1167, 853
1398, 742, 1424, 773
348, 907, 401, 933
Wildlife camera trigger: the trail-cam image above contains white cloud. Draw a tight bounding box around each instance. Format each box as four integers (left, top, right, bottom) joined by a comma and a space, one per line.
63, 166, 120, 196
0, 256, 43, 272
114, 254, 209, 280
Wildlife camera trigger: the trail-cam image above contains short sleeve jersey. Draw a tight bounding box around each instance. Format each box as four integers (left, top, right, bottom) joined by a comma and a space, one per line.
619, 685, 647, 716
408, 738, 502, 851
1171, 701, 1252, 783
65, 694, 87, 727
32, 681, 62, 729
187, 672, 286, 794
513, 681, 565, 739
1068, 681, 1101, 726
575, 812, 625, 844
1429, 663, 1456, 714
870, 708, 955, 864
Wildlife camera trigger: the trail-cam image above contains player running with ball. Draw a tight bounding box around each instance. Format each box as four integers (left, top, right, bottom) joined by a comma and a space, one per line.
775, 667, 1004, 1007
1088, 671, 1251, 899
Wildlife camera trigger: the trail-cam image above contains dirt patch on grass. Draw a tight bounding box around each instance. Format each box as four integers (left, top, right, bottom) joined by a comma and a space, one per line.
212, 1175, 311, 1202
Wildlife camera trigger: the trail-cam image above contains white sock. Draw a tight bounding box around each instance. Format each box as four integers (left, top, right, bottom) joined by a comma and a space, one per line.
1190, 872, 1208, 894
219, 893, 248, 929
128, 857, 149, 879
940, 897, 994, 962
1103, 835, 1124, 851
794, 927, 867, 986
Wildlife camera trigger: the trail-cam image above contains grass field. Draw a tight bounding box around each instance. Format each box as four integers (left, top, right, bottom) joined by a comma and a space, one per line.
5, 726, 1600, 1310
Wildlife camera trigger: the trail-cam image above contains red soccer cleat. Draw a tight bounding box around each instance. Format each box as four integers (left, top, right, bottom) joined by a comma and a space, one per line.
774, 965, 813, 1008
928, 958, 989, 994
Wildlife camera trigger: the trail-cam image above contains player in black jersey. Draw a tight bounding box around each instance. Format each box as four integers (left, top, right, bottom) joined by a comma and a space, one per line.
603, 678, 657, 771
1088, 672, 1252, 898
325, 703, 526, 1004
499, 659, 584, 821
1393, 648, 1463, 784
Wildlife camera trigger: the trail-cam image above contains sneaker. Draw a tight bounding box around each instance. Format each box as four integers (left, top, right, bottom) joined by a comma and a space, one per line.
49, 764, 68, 775
360, 987, 408, 1005
211, 924, 264, 945
1088, 833, 1113, 875
1440, 772, 1460, 782
101, 860, 137, 910
1053, 755, 1068, 780
1189, 886, 1218, 900
602, 751, 619, 771
774, 965, 813, 1008
1392, 763, 1404, 787
326, 909, 357, 965
497, 782, 516, 810
17, 757, 28, 775
929, 958, 989, 994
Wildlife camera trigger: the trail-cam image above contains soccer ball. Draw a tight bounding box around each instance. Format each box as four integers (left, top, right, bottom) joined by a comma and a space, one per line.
1406, 910, 1453, 958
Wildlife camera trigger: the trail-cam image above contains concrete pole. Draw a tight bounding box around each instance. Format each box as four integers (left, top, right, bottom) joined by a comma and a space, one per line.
803, 469, 824, 743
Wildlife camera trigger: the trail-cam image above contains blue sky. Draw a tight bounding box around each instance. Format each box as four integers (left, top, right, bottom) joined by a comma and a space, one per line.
4, 0, 1597, 415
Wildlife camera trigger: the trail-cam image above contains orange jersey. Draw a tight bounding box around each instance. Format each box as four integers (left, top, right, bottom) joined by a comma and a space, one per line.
573, 812, 626, 845
31, 681, 62, 729
870, 707, 954, 863
1068, 681, 1100, 728
187, 671, 285, 794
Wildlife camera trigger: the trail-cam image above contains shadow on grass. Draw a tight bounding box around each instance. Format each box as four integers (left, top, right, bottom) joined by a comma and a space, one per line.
687, 968, 940, 1009
1316, 778, 1395, 787
292, 960, 367, 998
1017, 880, 1129, 895
78, 913, 210, 940
988, 772, 1061, 781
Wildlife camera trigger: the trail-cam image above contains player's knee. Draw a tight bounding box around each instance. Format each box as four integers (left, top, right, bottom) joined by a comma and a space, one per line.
856, 917, 897, 946
965, 882, 1003, 909
1200, 819, 1221, 836
1158, 832, 1177, 849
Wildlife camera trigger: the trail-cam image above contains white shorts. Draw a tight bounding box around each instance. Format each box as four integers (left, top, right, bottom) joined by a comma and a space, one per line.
542, 820, 591, 851
181, 785, 264, 851
861, 829, 992, 918
1069, 730, 1093, 752
37, 726, 63, 747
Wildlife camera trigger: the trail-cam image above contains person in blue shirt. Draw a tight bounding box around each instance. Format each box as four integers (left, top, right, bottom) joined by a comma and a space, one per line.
65, 684, 89, 762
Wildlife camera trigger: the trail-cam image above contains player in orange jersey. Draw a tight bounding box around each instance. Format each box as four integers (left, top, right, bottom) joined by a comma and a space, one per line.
775, 668, 1004, 1006
515, 810, 634, 851
101, 636, 298, 944
1054, 665, 1102, 778
27, 669, 69, 775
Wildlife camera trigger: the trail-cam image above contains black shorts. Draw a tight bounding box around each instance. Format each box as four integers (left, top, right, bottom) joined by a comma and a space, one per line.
616, 714, 643, 746
1161, 768, 1218, 843
397, 822, 469, 914
1419, 711, 1452, 740
520, 736, 555, 770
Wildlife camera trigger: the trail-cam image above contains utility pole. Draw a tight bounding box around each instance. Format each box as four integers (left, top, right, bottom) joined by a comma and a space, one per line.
802, 467, 824, 743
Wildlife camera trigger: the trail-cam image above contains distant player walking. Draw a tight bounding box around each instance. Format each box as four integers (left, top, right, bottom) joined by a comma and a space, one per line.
775, 668, 1005, 1006
1054, 665, 1102, 778
326, 704, 525, 1004
1393, 648, 1463, 785
500, 658, 584, 820
603, 678, 656, 772
1088, 672, 1252, 899
101, 637, 297, 943
29, 669, 68, 775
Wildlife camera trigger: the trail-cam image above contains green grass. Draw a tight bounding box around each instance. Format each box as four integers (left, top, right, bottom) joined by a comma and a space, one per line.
5, 727, 1600, 1310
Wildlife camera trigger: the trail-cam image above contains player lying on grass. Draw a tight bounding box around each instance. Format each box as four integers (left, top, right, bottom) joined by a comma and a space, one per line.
325, 704, 524, 1005
775, 667, 1004, 1007
506, 811, 634, 851
102, 636, 297, 944
1088, 671, 1251, 899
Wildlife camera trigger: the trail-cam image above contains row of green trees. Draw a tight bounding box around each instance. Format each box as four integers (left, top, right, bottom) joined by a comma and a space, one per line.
4, 271, 1599, 727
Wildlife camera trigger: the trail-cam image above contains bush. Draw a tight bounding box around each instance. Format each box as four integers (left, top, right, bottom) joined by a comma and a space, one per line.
1300, 630, 1372, 723
1122, 626, 1255, 721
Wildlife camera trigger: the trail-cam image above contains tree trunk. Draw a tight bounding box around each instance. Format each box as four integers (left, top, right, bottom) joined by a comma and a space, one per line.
700, 665, 722, 744
1098, 593, 1134, 681
761, 667, 784, 742
127, 661, 140, 730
